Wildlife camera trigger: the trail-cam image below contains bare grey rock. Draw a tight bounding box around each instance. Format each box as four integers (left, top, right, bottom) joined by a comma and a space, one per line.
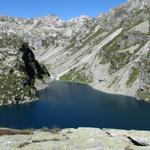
0, 128, 150, 149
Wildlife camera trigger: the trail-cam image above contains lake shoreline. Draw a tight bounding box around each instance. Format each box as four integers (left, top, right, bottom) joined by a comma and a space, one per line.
54, 79, 145, 102
1, 80, 150, 130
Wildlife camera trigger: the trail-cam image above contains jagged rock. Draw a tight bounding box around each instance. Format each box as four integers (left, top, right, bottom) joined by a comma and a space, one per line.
0, 43, 50, 105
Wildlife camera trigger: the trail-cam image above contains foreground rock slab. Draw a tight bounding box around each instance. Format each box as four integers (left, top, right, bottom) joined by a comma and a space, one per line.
0, 128, 150, 150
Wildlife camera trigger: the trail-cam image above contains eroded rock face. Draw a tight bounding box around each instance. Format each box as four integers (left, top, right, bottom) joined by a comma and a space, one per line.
0, 128, 150, 150
0, 43, 50, 105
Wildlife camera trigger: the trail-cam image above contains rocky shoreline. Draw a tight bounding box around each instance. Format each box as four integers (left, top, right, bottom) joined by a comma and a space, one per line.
0, 127, 150, 149
90, 82, 142, 102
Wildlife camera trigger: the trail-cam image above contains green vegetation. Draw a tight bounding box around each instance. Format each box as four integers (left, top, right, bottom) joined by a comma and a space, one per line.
121, 7, 150, 30
109, 52, 131, 74
101, 35, 143, 65
131, 8, 143, 16
137, 90, 150, 102
0, 33, 24, 49
42, 37, 55, 48
99, 33, 124, 64
91, 29, 108, 46
66, 28, 106, 52
108, 77, 119, 88
0, 43, 50, 105
66, 36, 76, 50
99, 29, 148, 74
60, 68, 93, 84
0, 73, 36, 105
100, 35, 133, 74
136, 51, 150, 101
126, 68, 140, 86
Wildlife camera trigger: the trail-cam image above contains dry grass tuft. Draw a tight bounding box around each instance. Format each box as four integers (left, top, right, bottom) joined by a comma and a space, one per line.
0, 128, 33, 136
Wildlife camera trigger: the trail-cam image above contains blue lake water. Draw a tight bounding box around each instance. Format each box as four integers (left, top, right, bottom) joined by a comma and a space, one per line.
0, 81, 150, 130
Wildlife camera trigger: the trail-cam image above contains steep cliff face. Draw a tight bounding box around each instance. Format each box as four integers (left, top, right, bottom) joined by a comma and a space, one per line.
0, 42, 50, 105
0, 0, 150, 102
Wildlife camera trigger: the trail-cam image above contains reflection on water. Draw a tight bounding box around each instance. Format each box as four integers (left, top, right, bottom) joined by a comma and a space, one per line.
0, 81, 150, 130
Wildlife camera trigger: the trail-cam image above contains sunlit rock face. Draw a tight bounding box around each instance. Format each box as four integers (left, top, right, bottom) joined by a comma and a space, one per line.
0, 128, 150, 150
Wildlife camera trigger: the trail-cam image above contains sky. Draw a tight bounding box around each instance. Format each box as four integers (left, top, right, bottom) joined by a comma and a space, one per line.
0, 0, 127, 20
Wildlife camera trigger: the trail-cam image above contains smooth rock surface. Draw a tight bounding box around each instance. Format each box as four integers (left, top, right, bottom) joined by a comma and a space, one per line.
0, 128, 150, 150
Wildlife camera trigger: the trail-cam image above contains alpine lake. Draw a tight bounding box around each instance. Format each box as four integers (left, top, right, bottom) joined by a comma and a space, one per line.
0, 81, 150, 130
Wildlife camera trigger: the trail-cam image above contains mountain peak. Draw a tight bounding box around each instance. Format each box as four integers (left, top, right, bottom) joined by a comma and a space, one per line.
128, 0, 150, 8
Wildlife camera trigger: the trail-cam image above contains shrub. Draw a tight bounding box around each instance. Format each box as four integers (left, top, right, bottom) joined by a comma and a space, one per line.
126, 68, 140, 86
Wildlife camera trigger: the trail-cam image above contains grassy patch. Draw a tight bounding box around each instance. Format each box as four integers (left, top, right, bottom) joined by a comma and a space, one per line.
60, 68, 93, 84
108, 77, 119, 88
99, 30, 147, 74
100, 36, 122, 64
0, 33, 24, 49
126, 68, 140, 86
0, 73, 36, 105
109, 52, 131, 74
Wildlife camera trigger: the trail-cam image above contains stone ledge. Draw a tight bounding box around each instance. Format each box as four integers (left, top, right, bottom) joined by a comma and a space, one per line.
0, 128, 150, 149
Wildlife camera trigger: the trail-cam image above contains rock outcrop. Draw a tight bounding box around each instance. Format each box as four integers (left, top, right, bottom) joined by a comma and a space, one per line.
0, 42, 50, 105
0, 127, 150, 149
